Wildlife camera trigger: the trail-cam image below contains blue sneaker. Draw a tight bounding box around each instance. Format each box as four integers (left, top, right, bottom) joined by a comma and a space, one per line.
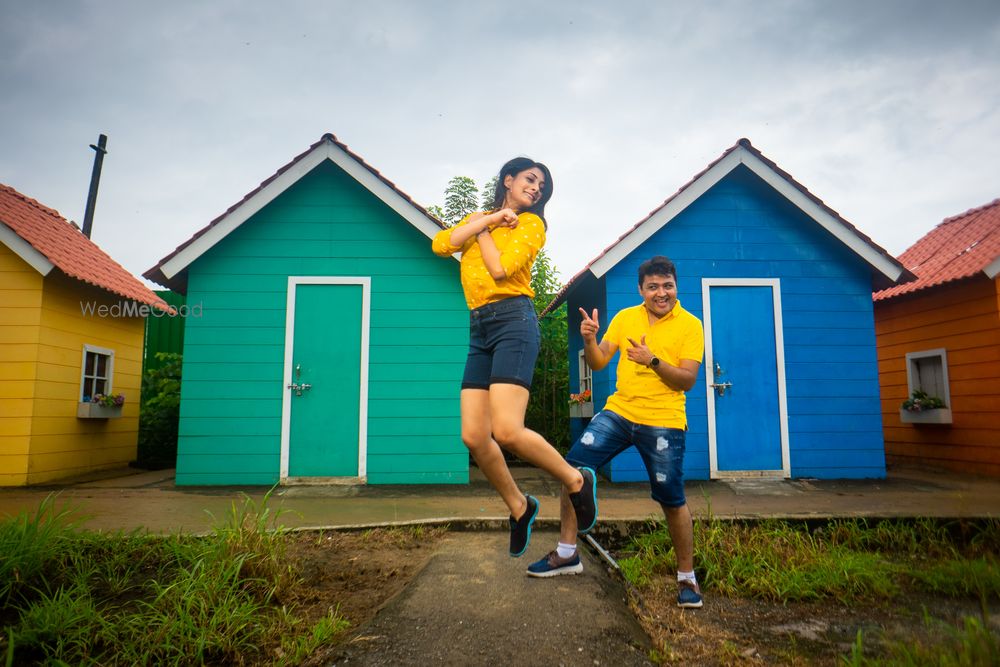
509, 495, 539, 557
526, 550, 583, 578
569, 467, 598, 534
677, 580, 703, 608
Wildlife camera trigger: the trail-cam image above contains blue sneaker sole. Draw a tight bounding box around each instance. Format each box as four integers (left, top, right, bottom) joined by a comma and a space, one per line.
509, 495, 539, 558
577, 466, 598, 535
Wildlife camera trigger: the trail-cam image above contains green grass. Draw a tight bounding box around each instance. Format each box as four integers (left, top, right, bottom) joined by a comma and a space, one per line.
619, 516, 1000, 604
0, 490, 348, 666
620, 516, 1000, 665
843, 614, 1000, 666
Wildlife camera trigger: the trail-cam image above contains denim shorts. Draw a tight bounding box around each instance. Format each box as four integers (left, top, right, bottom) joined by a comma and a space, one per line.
566, 410, 688, 508
462, 296, 541, 390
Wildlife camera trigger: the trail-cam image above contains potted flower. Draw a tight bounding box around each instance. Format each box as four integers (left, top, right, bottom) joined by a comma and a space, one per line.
568, 390, 594, 418
77, 392, 126, 419
899, 390, 951, 425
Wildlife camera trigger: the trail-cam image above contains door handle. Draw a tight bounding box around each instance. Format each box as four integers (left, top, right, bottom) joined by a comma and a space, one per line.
710, 381, 733, 397
287, 382, 312, 397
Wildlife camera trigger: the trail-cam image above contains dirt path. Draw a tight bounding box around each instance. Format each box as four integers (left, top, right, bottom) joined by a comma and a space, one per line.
323, 530, 653, 666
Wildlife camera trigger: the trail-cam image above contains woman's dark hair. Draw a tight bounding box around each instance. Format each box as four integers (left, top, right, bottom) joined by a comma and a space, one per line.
488, 157, 553, 226
638, 256, 677, 286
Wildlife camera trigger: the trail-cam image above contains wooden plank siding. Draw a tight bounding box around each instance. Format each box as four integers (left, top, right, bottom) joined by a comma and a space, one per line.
874, 276, 1000, 476
575, 165, 886, 480
176, 160, 468, 485
28, 274, 145, 484
0, 245, 41, 485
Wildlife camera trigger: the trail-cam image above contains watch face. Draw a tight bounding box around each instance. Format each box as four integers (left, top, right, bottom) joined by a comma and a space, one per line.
651, 357, 660, 367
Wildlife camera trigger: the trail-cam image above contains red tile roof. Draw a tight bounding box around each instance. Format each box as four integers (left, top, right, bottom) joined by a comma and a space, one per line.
0, 183, 169, 310
145, 133, 445, 292
873, 198, 1000, 301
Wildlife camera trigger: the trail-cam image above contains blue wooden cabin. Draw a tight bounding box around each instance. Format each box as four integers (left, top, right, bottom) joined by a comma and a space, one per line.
146, 134, 470, 485
547, 139, 913, 480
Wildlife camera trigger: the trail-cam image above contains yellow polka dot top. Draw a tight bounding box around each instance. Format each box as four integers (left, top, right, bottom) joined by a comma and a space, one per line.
432, 212, 546, 310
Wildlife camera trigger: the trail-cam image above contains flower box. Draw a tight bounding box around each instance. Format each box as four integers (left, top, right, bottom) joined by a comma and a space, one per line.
899, 407, 952, 425
569, 402, 594, 419
77, 402, 123, 419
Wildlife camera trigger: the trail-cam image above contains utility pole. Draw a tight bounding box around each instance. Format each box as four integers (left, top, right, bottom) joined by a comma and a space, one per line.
81, 134, 108, 239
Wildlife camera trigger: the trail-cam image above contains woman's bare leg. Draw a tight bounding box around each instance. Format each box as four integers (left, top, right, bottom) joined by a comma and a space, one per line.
460, 388, 528, 518
488, 383, 584, 492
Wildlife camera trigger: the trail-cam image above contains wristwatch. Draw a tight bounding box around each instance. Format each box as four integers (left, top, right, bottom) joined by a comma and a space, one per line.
649, 357, 660, 369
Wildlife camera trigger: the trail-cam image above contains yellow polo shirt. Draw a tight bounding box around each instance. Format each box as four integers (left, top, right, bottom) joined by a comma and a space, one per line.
602, 301, 704, 428
432, 212, 545, 310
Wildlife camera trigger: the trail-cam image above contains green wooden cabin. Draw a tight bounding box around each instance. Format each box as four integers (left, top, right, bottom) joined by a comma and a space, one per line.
145, 134, 468, 485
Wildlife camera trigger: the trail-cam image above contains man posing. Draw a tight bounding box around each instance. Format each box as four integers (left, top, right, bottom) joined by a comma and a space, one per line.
527, 256, 705, 608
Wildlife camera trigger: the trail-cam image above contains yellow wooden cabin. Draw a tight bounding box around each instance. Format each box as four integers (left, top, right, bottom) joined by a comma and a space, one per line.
0, 183, 168, 486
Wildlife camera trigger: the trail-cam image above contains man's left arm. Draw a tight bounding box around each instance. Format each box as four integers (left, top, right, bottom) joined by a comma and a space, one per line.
656, 358, 700, 391
624, 335, 701, 391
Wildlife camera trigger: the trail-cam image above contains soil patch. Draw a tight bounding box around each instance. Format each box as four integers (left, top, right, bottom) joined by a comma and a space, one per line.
628, 574, 994, 664
282, 526, 448, 664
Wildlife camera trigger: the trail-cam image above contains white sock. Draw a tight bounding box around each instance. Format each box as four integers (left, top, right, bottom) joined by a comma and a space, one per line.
556, 542, 577, 559
677, 570, 697, 585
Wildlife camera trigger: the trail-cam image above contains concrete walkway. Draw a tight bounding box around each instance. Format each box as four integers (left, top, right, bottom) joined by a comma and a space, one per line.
0, 464, 997, 533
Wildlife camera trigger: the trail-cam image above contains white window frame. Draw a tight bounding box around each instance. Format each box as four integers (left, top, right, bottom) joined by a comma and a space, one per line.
80, 344, 115, 401
901, 348, 952, 424
578, 349, 592, 395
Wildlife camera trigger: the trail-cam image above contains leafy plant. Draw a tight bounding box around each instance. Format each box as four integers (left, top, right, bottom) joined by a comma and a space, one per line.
137, 352, 182, 469
443, 176, 480, 226
527, 248, 569, 452
901, 389, 946, 412
90, 393, 125, 407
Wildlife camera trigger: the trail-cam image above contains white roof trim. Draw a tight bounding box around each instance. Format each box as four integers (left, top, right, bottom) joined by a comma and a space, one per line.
737, 149, 903, 283
589, 150, 741, 278
588, 145, 903, 283
984, 254, 1000, 279
0, 222, 55, 275
160, 140, 444, 280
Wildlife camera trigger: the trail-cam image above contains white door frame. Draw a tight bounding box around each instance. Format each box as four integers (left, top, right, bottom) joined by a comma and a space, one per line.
701, 278, 791, 479
280, 276, 371, 483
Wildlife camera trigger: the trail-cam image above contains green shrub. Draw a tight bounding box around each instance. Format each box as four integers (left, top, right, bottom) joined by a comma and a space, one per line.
136, 352, 182, 469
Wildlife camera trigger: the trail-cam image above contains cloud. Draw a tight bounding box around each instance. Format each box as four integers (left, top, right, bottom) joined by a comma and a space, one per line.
1, 0, 998, 282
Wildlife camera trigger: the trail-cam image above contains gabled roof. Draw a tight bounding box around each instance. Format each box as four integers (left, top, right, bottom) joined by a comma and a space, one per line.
145, 133, 447, 292
0, 183, 168, 309
544, 138, 914, 314
874, 198, 1000, 301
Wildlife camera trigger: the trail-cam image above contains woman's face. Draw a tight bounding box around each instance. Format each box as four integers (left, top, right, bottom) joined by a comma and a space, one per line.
502, 167, 546, 212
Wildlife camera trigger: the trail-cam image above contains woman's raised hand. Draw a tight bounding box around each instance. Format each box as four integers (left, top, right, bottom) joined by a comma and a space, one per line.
493, 208, 519, 229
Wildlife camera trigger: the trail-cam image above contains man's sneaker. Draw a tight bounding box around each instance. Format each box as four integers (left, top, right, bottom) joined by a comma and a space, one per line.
677, 580, 703, 608
509, 495, 539, 557
526, 550, 584, 578
569, 466, 598, 534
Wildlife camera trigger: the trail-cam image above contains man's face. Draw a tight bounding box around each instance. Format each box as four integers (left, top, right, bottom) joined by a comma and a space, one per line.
639, 273, 677, 318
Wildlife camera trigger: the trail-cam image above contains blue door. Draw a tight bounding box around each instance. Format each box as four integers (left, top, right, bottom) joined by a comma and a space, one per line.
705, 283, 787, 475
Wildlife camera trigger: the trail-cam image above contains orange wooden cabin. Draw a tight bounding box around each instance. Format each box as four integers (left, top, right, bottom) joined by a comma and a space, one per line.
873, 198, 1000, 477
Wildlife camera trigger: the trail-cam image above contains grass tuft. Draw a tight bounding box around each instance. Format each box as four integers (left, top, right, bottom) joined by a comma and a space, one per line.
0, 489, 348, 665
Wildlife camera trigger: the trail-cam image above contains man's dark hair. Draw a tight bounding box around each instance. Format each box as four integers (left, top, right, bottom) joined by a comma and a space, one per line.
638, 256, 677, 286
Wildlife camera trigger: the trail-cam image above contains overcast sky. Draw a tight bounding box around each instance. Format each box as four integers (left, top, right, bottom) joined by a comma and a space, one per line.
2, 0, 998, 286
